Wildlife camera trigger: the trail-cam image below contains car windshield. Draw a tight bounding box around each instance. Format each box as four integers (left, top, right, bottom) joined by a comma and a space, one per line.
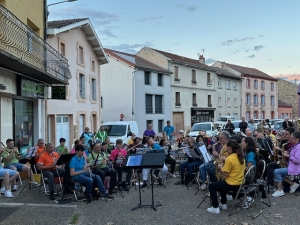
232, 121, 240, 127
274, 122, 283, 130
103, 125, 126, 136
217, 117, 229, 122
191, 124, 211, 131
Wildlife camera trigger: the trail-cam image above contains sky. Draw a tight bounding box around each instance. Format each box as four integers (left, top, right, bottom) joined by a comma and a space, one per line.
48, 0, 300, 79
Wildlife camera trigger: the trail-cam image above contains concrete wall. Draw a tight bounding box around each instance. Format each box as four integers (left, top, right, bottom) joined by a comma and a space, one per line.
137, 47, 169, 69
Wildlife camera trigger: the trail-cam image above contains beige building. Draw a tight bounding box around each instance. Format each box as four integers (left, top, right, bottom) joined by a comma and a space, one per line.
47, 18, 108, 148
213, 61, 278, 121
0, 1, 71, 153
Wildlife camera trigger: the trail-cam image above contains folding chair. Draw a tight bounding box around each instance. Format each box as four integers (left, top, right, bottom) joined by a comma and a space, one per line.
187, 166, 200, 190
35, 166, 62, 196
229, 165, 260, 217
255, 160, 271, 208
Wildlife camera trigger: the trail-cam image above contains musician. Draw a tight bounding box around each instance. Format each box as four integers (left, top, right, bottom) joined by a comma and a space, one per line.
272, 131, 300, 197
224, 120, 235, 135
283, 117, 293, 129
267, 128, 294, 189
37, 143, 65, 200
79, 136, 91, 157
70, 140, 87, 158
2, 139, 37, 190
176, 130, 185, 148
109, 139, 132, 192
0, 145, 19, 198
95, 125, 108, 143
255, 130, 273, 162
70, 144, 113, 203
207, 139, 245, 214
159, 138, 177, 178
264, 128, 276, 146
175, 137, 203, 187
127, 133, 136, 145
143, 124, 156, 139
128, 137, 144, 154
88, 143, 117, 195
34, 139, 46, 164
81, 127, 93, 148
56, 138, 69, 156
257, 120, 265, 132
200, 131, 211, 149
105, 137, 114, 154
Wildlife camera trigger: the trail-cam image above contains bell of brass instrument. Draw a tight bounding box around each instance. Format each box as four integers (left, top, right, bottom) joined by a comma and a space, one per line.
277, 142, 288, 168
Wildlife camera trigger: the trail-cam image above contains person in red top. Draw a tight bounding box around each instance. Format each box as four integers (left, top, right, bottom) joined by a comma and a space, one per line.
109, 139, 132, 191
34, 139, 46, 164
38, 143, 65, 200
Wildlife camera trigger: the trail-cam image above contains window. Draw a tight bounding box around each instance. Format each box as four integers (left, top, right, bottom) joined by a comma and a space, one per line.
271, 82, 274, 91
60, 42, 65, 56
227, 98, 230, 107
208, 95, 212, 107
226, 80, 230, 89
174, 66, 179, 81
217, 78, 221, 88
175, 92, 181, 106
91, 60, 95, 71
79, 74, 85, 98
157, 73, 163, 86
246, 79, 250, 88
158, 120, 163, 133
254, 95, 258, 105
155, 95, 163, 113
144, 71, 150, 85
261, 111, 265, 119
192, 70, 196, 83
218, 97, 221, 106
207, 73, 211, 85
101, 97, 103, 108
254, 80, 258, 89
234, 98, 237, 107
233, 81, 237, 90
261, 95, 265, 106
91, 78, 96, 100
145, 94, 153, 113
246, 111, 250, 121
261, 81, 265, 90
246, 94, 251, 105
271, 96, 275, 106
192, 93, 197, 106
254, 111, 258, 119
78, 46, 83, 64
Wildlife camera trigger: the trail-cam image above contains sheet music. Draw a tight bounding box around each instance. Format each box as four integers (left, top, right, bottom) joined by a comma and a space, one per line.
199, 145, 212, 163
183, 148, 193, 158
126, 155, 143, 166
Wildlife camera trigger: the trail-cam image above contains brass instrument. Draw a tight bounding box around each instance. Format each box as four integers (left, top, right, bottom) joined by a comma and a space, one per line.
214, 145, 229, 181
277, 143, 288, 168
2, 146, 22, 160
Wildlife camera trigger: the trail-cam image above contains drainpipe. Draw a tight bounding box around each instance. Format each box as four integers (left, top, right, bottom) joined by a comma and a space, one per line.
132, 68, 138, 121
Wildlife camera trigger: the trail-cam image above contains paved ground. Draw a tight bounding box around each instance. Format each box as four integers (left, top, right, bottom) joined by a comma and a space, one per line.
1, 178, 300, 225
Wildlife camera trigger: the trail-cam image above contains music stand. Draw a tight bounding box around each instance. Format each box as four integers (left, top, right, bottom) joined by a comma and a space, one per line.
125, 153, 165, 211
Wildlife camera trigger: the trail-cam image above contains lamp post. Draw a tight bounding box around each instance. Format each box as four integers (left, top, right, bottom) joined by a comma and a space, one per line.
47, 0, 77, 19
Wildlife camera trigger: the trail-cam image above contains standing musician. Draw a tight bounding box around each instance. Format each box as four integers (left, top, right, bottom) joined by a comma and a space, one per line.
88, 143, 117, 195
267, 128, 295, 189
2, 139, 37, 189
159, 138, 177, 178
207, 139, 245, 214
70, 144, 113, 203
37, 143, 65, 200
95, 125, 108, 143
109, 139, 132, 192
272, 131, 300, 197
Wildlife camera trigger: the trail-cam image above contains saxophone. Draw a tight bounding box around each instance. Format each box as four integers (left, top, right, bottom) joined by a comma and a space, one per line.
277, 142, 288, 168
214, 145, 229, 181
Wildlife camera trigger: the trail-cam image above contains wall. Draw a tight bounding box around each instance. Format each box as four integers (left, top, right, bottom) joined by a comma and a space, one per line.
277, 79, 299, 118
278, 107, 293, 119
137, 47, 169, 69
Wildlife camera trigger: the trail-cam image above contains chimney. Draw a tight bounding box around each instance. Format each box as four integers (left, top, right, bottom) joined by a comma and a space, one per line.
199, 55, 205, 64
221, 61, 225, 69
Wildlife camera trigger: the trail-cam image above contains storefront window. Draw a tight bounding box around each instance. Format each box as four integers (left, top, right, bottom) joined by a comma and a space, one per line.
13, 100, 33, 153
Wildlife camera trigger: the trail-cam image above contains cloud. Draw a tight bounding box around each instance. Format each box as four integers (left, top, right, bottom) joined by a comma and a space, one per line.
254, 45, 264, 51
221, 36, 263, 46
205, 58, 216, 65
137, 16, 163, 22
176, 4, 198, 12
231, 50, 240, 54
104, 42, 153, 54
247, 54, 255, 58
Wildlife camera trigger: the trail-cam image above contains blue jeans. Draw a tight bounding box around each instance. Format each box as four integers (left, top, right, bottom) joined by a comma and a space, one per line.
6, 163, 25, 171
199, 162, 215, 182
0, 167, 18, 177
73, 172, 106, 196
273, 167, 288, 183
180, 159, 202, 177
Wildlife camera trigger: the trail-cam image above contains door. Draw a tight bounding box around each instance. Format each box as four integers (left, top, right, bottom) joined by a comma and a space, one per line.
173, 112, 184, 137
56, 116, 70, 148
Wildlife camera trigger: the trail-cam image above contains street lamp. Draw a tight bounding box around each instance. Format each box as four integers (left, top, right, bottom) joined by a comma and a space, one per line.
47, 0, 77, 18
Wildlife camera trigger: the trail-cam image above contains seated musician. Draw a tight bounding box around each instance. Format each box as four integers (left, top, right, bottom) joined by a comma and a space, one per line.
56, 138, 69, 156
159, 138, 177, 178
109, 139, 132, 192
105, 137, 114, 154
70, 140, 87, 158
70, 144, 113, 203
37, 143, 65, 200
176, 130, 185, 148
34, 139, 46, 164
175, 137, 203, 187
2, 139, 37, 190
207, 139, 245, 214
127, 137, 144, 154
79, 136, 91, 157
272, 131, 300, 197
141, 137, 168, 188
127, 133, 136, 145
267, 128, 294, 189
88, 143, 117, 195
0, 145, 19, 197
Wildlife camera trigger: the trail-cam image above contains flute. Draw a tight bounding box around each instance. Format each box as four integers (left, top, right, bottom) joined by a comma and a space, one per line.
126, 143, 141, 152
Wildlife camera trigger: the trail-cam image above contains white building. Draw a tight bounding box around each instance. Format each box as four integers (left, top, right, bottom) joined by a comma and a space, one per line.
101, 49, 172, 135
47, 18, 108, 148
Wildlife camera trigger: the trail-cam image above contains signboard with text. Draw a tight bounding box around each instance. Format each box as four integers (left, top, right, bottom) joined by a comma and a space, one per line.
51, 86, 66, 100
18, 78, 44, 99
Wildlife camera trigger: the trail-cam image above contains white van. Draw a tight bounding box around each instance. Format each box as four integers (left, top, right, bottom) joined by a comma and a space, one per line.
101, 121, 139, 144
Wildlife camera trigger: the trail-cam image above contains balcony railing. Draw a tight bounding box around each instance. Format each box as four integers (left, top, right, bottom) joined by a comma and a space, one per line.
0, 4, 71, 84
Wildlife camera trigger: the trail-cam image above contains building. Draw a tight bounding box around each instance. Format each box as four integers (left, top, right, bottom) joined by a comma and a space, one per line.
137, 48, 242, 132
213, 61, 278, 121
0, 1, 71, 153
47, 18, 108, 148
101, 49, 172, 135
278, 100, 293, 119
277, 78, 299, 119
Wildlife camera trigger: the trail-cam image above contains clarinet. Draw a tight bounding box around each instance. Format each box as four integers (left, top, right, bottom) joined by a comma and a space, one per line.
85, 157, 92, 177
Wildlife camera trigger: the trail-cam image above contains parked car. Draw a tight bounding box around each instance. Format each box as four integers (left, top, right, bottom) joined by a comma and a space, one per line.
189, 122, 216, 138
269, 119, 283, 129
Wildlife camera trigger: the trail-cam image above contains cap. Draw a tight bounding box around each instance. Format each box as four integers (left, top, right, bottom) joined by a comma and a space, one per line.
179, 130, 184, 133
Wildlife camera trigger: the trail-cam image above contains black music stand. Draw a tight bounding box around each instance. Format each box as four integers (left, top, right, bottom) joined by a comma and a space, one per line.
125, 153, 165, 211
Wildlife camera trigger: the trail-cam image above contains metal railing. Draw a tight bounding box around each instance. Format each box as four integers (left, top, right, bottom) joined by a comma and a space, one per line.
0, 4, 71, 82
